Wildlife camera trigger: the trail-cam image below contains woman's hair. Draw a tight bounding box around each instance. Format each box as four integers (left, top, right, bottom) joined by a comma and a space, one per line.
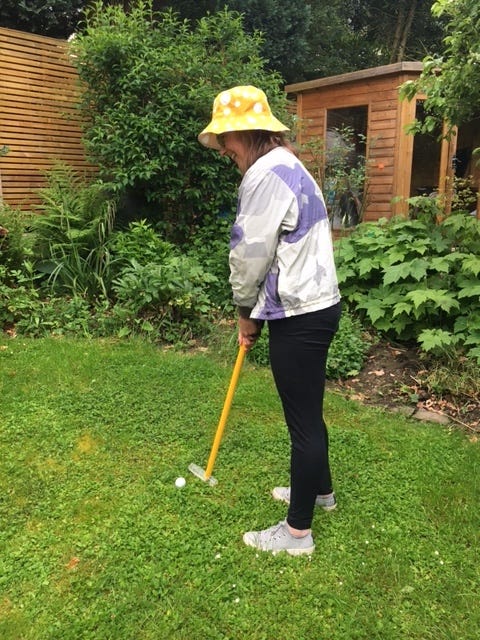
236, 130, 297, 171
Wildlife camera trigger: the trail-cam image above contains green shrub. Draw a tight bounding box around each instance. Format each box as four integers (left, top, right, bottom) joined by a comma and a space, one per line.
334, 212, 480, 362
14, 295, 93, 338
31, 164, 118, 300
111, 255, 217, 343
326, 309, 370, 379
245, 308, 369, 380
0, 205, 33, 271
2, 205, 222, 344
106, 219, 220, 343
186, 212, 235, 312
70, 1, 289, 243
0, 263, 41, 328
108, 219, 174, 271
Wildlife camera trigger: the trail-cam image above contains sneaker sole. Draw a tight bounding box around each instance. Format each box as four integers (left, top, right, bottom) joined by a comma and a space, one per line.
243, 535, 315, 556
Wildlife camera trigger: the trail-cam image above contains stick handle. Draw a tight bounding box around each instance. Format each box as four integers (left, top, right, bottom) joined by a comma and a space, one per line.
204, 345, 246, 479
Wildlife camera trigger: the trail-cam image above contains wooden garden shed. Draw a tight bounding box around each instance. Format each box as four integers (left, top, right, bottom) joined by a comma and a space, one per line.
286, 62, 480, 223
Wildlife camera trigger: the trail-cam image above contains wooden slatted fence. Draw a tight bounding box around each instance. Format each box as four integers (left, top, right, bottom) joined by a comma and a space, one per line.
0, 27, 92, 210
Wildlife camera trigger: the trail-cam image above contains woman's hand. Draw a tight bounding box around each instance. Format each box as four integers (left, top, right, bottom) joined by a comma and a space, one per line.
238, 317, 262, 351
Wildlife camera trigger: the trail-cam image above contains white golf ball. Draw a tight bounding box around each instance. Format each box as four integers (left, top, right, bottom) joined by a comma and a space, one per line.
175, 476, 186, 488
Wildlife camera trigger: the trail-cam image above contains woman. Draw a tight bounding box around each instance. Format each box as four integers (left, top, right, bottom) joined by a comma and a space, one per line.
199, 86, 342, 556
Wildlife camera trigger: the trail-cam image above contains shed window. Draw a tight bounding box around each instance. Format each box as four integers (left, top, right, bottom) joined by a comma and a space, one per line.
325, 106, 368, 228
410, 100, 442, 197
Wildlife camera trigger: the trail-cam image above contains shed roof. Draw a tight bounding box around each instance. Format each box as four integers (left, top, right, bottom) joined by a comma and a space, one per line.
285, 61, 423, 94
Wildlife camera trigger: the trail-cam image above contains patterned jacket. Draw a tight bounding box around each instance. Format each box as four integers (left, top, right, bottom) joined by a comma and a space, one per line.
229, 146, 341, 320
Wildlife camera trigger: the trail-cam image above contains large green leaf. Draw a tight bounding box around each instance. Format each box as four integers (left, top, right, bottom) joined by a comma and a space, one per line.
356, 298, 385, 324
358, 257, 378, 277
406, 289, 460, 312
429, 255, 455, 273
417, 328, 456, 352
383, 263, 411, 285
392, 301, 414, 318
384, 258, 429, 284
458, 284, 480, 299
461, 255, 480, 277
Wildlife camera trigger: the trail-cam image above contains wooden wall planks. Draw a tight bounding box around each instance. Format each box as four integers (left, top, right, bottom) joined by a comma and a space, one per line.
286, 63, 425, 221
0, 27, 93, 210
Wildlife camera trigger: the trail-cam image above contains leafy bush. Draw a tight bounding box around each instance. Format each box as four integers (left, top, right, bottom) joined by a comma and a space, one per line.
334, 212, 480, 362
104, 219, 220, 342
70, 1, 289, 243
0, 263, 41, 329
186, 212, 235, 312
246, 308, 369, 380
108, 219, 174, 271
451, 175, 478, 214
14, 295, 94, 338
31, 164, 118, 300
326, 309, 370, 379
110, 255, 217, 343
2, 186, 222, 344
0, 205, 33, 270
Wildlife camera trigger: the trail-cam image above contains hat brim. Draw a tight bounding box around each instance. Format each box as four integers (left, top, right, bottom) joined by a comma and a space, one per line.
198, 116, 289, 150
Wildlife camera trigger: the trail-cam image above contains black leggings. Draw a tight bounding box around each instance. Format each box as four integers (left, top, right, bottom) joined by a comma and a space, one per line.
268, 302, 342, 530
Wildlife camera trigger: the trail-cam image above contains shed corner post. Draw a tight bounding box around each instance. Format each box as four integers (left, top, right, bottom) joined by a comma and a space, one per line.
393, 93, 417, 218
437, 122, 458, 222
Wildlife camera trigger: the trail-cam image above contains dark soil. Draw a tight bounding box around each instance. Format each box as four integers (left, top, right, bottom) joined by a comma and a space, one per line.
327, 340, 480, 434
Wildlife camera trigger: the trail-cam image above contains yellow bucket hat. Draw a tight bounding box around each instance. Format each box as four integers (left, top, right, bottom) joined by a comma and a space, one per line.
198, 85, 289, 149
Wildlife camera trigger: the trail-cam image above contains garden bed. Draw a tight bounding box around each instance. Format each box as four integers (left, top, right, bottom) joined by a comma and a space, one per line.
328, 340, 480, 434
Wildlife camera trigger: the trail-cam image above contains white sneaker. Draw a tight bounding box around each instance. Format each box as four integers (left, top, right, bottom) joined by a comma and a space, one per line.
272, 487, 337, 511
243, 520, 315, 556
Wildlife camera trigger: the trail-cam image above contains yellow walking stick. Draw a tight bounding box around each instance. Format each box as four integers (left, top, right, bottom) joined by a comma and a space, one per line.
189, 345, 246, 486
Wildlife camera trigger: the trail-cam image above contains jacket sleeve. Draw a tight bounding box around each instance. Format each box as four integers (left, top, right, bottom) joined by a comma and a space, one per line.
229, 169, 297, 310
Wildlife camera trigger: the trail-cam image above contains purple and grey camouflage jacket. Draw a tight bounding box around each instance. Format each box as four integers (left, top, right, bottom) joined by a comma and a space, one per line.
229, 146, 341, 321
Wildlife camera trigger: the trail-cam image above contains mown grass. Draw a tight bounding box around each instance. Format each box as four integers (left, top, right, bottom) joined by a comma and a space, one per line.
1, 337, 478, 640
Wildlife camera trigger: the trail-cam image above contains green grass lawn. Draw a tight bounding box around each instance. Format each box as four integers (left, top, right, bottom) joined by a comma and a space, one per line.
1, 337, 478, 639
